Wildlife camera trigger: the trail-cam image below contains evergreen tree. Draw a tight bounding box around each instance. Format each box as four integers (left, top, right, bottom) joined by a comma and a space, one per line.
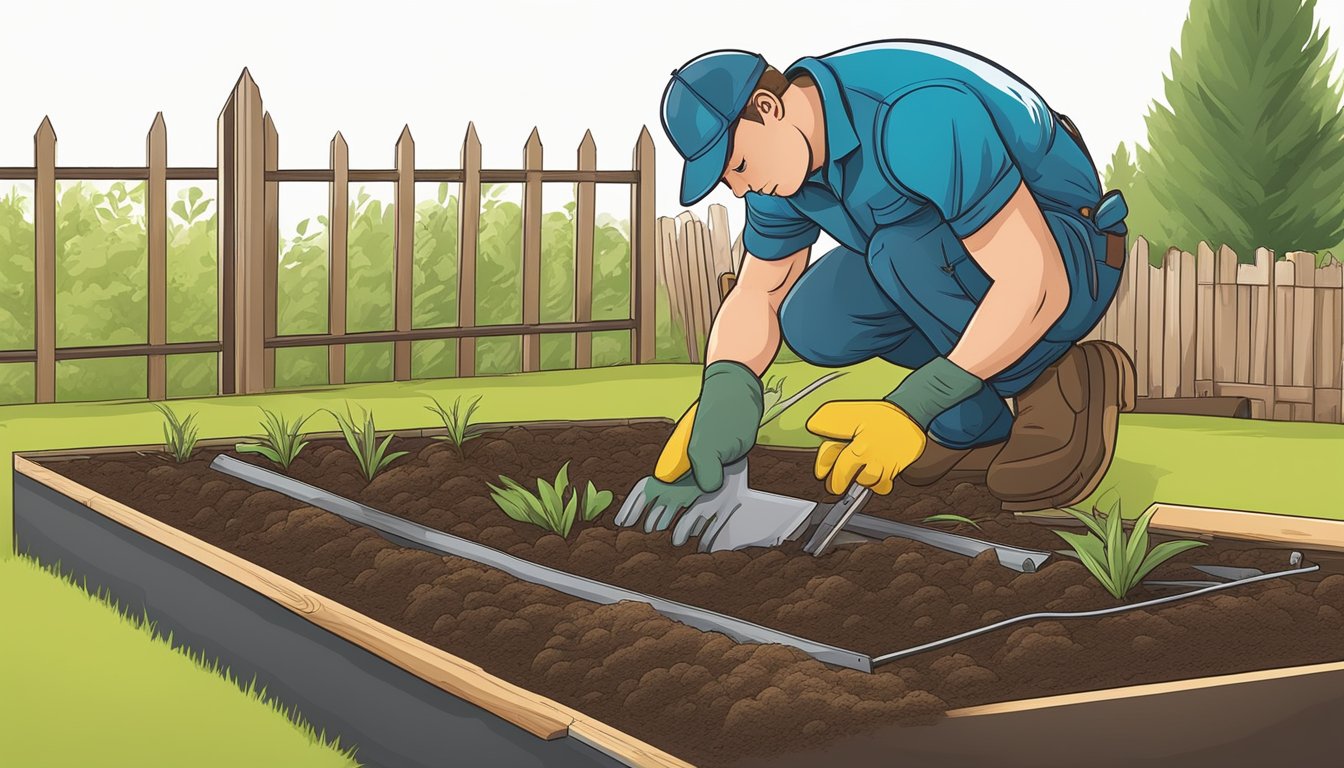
1131, 0, 1344, 258
1103, 142, 1138, 194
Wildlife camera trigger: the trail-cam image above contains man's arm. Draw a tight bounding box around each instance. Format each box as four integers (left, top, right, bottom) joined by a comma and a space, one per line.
704, 245, 811, 375
948, 181, 1069, 380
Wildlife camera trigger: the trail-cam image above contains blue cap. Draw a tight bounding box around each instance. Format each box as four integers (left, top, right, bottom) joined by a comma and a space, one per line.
661, 50, 768, 207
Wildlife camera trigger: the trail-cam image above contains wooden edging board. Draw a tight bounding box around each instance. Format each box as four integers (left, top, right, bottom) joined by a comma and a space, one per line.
12, 453, 692, 768
1017, 502, 1344, 554
13, 423, 1344, 765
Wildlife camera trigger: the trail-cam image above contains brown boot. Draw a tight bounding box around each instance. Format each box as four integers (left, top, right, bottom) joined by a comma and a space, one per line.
902, 440, 1005, 487
986, 341, 1136, 511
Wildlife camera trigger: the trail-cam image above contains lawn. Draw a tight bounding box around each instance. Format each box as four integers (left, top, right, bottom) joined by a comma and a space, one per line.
0, 554, 360, 768
1, 359, 1339, 766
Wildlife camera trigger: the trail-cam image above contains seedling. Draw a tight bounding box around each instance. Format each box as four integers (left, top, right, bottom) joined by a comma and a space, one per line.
760, 370, 846, 427
236, 408, 313, 470
1052, 498, 1206, 600
153, 403, 199, 463
424, 395, 482, 460
487, 461, 613, 537
322, 403, 408, 482
922, 513, 984, 531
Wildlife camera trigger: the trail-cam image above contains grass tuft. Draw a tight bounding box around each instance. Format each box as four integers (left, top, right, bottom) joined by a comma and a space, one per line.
154, 403, 200, 462
322, 402, 408, 482
424, 395, 483, 460
922, 513, 984, 530
236, 408, 313, 470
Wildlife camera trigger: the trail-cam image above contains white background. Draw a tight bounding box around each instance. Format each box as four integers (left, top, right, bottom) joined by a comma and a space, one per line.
1, 0, 1341, 247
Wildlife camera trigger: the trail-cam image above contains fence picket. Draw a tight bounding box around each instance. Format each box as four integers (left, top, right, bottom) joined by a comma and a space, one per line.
34, 117, 56, 403
1178, 249, 1197, 397
632, 128, 657, 363
1162, 248, 1183, 398
1195, 242, 1214, 396
263, 113, 279, 391
1270, 256, 1296, 420
573, 132, 596, 369
1212, 245, 1238, 393
1133, 239, 1150, 397
521, 128, 543, 372
456, 124, 481, 377
328, 132, 349, 385
1116, 239, 1138, 363
146, 114, 168, 401
1286, 252, 1317, 421
1315, 256, 1343, 422
1147, 246, 1166, 397
394, 125, 416, 379
217, 69, 266, 396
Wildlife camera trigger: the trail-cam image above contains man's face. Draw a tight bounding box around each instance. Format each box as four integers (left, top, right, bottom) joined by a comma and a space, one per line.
719, 93, 812, 198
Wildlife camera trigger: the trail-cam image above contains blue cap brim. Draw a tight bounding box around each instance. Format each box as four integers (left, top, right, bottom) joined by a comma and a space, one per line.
679, 131, 730, 207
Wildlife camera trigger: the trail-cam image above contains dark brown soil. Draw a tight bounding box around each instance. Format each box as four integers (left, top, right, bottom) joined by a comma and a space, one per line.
42, 421, 1344, 767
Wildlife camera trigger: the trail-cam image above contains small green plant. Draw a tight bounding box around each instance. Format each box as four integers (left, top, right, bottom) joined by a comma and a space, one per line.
922, 513, 984, 531
235, 408, 313, 470
760, 370, 846, 426
424, 395, 482, 459
1052, 498, 1207, 600
486, 462, 613, 537
153, 403, 199, 463
322, 403, 408, 482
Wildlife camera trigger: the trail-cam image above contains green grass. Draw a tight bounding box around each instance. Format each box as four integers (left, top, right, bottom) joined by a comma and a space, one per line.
424, 394, 483, 460
324, 402, 409, 482
0, 554, 360, 767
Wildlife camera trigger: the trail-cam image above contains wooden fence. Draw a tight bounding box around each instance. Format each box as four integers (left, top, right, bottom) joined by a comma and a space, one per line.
0, 68, 657, 403
661, 210, 1343, 424
1084, 238, 1342, 423
655, 204, 744, 363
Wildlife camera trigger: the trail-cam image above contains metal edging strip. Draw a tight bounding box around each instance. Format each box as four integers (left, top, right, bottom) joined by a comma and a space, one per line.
210, 454, 874, 672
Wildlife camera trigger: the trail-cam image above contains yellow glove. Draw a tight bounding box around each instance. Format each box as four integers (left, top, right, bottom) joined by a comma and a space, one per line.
806, 400, 928, 496
654, 401, 697, 482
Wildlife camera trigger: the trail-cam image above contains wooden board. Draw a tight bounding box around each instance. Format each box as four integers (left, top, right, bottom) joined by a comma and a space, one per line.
12, 453, 692, 767
1145, 502, 1344, 553
947, 659, 1344, 717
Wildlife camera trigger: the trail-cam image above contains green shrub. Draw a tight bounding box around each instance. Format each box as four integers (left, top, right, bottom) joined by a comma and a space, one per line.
153, 403, 199, 463
322, 403, 407, 482
424, 395, 482, 460
486, 461, 612, 537
235, 408, 312, 470
1052, 499, 1206, 599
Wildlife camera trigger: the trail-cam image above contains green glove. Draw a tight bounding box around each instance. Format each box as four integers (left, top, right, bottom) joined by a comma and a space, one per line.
612, 473, 706, 533
884, 356, 985, 430
686, 360, 764, 493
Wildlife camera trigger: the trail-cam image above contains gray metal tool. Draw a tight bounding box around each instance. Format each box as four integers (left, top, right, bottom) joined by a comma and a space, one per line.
615, 457, 1051, 571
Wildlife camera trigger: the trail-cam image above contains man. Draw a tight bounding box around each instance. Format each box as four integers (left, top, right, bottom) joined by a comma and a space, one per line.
634, 41, 1136, 526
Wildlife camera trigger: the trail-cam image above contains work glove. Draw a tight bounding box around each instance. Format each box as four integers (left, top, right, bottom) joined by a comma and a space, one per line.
613, 473, 705, 533
807, 356, 984, 496
653, 360, 764, 493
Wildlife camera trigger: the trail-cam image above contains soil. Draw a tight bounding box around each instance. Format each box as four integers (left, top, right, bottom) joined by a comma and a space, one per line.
41, 421, 1344, 767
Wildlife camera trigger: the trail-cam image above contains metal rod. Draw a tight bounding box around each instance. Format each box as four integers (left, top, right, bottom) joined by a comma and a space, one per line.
869, 563, 1320, 667
210, 454, 874, 672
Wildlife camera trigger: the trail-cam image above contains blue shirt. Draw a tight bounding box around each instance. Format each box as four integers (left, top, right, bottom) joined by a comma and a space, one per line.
743, 40, 1105, 260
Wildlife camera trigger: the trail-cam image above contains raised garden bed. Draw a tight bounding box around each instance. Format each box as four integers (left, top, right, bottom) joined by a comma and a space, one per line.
14, 418, 1344, 767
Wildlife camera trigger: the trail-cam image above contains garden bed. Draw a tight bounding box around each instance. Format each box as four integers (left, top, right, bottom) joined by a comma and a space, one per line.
16, 418, 1344, 767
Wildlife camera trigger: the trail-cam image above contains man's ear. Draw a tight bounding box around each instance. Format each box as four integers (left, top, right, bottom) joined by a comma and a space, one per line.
751, 89, 785, 121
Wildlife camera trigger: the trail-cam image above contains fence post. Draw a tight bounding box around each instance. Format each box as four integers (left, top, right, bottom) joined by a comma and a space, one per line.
573, 131, 596, 369
146, 113, 168, 401
34, 117, 56, 403
1194, 243, 1214, 397
328, 132, 349, 385
394, 125, 415, 380
1177, 249, 1197, 397
456, 124, 481, 377
216, 68, 266, 396
263, 113, 279, 391
631, 127, 656, 363
1238, 249, 1272, 416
